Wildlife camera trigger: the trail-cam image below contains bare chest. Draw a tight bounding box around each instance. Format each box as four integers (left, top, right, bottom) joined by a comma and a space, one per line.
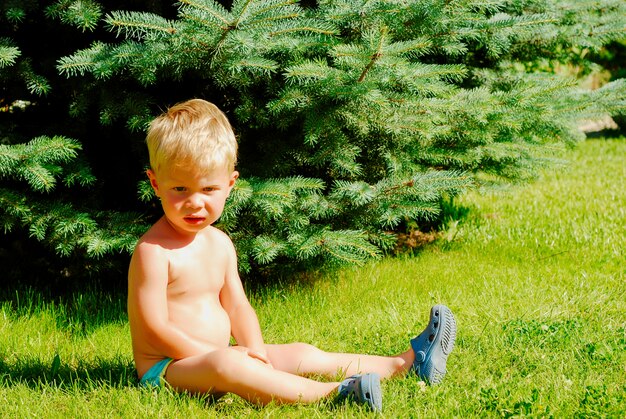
162, 241, 232, 344
165, 242, 226, 298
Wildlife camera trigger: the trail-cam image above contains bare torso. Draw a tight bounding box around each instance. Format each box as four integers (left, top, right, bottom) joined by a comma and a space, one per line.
128, 218, 233, 377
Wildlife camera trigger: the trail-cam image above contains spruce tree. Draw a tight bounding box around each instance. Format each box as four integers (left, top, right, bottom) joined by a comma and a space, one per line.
2, 0, 625, 282
0, 0, 152, 286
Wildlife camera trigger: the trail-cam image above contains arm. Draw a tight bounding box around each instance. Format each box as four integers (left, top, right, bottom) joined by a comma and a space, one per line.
128, 241, 219, 359
218, 234, 267, 359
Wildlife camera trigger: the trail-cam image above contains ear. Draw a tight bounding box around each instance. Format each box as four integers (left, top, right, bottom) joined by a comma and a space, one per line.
228, 170, 239, 195
146, 169, 160, 197
228, 171, 239, 190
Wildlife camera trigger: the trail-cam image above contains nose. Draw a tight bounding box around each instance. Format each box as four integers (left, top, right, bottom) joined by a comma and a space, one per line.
185, 193, 204, 209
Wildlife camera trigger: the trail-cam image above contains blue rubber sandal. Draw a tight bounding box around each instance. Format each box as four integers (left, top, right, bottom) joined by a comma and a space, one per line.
410, 304, 457, 385
337, 373, 383, 412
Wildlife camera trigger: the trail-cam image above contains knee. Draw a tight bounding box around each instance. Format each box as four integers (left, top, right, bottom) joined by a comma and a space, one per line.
291, 342, 326, 359
201, 348, 246, 382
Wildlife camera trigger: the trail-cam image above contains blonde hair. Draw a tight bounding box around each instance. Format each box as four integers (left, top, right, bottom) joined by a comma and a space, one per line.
146, 99, 238, 174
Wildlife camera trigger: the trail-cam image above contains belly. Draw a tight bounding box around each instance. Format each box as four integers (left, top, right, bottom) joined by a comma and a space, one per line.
168, 298, 232, 347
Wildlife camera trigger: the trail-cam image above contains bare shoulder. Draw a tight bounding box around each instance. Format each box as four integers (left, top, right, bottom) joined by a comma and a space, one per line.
204, 226, 238, 269
129, 219, 171, 277
132, 235, 166, 261
132, 220, 169, 257
206, 226, 235, 249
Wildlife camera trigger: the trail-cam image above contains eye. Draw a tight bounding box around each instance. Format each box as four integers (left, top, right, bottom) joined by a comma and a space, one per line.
203, 187, 217, 192
172, 186, 186, 192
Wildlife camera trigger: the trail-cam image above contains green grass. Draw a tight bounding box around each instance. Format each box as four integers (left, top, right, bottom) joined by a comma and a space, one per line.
1, 138, 624, 418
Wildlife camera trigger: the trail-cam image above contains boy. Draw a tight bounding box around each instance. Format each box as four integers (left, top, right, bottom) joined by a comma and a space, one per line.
127, 99, 457, 411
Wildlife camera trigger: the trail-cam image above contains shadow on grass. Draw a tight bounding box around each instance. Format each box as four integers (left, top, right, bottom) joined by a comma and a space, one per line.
0, 285, 127, 337
0, 287, 137, 390
0, 354, 138, 390
0, 356, 246, 411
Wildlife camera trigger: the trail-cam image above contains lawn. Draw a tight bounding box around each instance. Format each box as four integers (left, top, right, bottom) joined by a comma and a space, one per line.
1, 138, 624, 417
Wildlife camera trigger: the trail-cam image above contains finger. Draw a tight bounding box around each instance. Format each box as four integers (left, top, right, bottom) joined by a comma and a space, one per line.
248, 350, 272, 365
247, 350, 267, 362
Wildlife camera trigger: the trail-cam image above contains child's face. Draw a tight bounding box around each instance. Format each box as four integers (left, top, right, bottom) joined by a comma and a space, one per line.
147, 164, 238, 235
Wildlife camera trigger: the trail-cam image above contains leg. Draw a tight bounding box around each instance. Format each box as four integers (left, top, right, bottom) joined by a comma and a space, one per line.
164, 347, 338, 405
266, 304, 457, 384
266, 342, 414, 379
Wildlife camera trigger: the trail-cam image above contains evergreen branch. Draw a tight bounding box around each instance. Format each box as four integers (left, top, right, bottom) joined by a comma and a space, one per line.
63, 163, 96, 188
283, 175, 325, 191
26, 74, 52, 96
137, 179, 155, 203
330, 145, 363, 177
379, 202, 441, 228
358, 61, 379, 83
486, 13, 558, 29
46, 0, 103, 32
409, 63, 468, 82
293, 229, 324, 260
232, 0, 255, 29
209, 0, 300, 55
252, 0, 299, 18
230, 179, 255, 204
4, 7, 25, 24
252, 235, 287, 264
331, 180, 376, 205
0, 147, 20, 176
109, 41, 146, 65
254, 187, 292, 199
245, 12, 299, 28
385, 37, 432, 58
322, 230, 381, 261
84, 232, 114, 257
252, 176, 324, 200
179, 0, 231, 26
53, 212, 97, 238
179, 13, 226, 32
289, 227, 383, 263
14, 60, 53, 96
0, 188, 31, 220
358, 26, 388, 83
106, 11, 176, 39
2, 219, 16, 234
0, 136, 82, 192
57, 42, 108, 77
215, 28, 236, 57
298, 193, 334, 220
28, 212, 55, 241
222, 176, 325, 229
284, 59, 336, 84
267, 88, 312, 113
25, 136, 81, 165
591, 79, 626, 114
269, 22, 337, 37
54, 241, 75, 257
251, 180, 299, 218
0, 45, 20, 68
17, 164, 57, 192
585, 24, 626, 47
219, 179, 254, 226
384, 172, 472, 197
237, 56, 279, 74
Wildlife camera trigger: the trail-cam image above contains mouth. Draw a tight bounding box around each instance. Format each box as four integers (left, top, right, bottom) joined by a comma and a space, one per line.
183, 216, 206, 225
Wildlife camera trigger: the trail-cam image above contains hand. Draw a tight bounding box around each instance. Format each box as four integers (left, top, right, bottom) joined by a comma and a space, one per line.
248, 348, 273, 368
232, 346, 273, 368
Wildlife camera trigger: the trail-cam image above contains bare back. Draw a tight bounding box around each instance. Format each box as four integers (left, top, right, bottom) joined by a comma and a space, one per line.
128, 217, 235, 378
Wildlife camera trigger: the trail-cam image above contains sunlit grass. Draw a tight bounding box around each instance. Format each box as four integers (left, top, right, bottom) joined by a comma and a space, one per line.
1, 138, 624, 417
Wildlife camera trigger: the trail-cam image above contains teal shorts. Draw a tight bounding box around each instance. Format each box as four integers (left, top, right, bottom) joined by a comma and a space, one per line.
140, 358, 174, 388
